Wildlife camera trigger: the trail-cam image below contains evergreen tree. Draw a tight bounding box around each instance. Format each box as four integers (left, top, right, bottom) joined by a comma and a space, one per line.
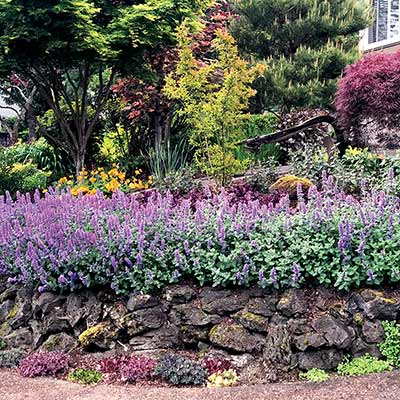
230, 0, 372, 113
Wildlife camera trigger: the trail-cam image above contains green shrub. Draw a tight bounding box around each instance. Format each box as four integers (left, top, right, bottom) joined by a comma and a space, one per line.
246, 159, 279, 193
67, 368, 103, 385
337, 354, 392, 376
379, 321, 400, 367
155, 354, 206, 386
0, 350, 25, 368
0, 338, 6, 350
299, 368, 329, 383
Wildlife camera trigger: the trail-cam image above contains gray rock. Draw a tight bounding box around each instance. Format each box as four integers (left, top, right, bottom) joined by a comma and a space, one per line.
163, 285, 196, 304
170, 304, 221, 327
33, 292, 65, 317
263, 324, 294, 371
362, 320, 384, 344
312, 316, 355, 349
298, 349, 344, 371
129, 325, 181, 351
293, 333, 327, 351
276, 290, 307, 317
40, 332, 77, 352
240, 360, 278, 384
355, 290, 400, 320
233, 310, 269, 333
209, 322, 262, 353
247, 297, 277, 317
3, 328, 32, 349
127, 294, 159, 311
201, 288, 249, 315
66, 291, 102, 328
128, 307, 166, 330
351, 338, 381, 358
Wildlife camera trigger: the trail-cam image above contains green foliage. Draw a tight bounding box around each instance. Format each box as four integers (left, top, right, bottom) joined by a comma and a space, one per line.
165, 27, 265, 185
0, 350, 25, 368
236, 113, 284, 163
379, 321, 400, 367
153, 168, 198, 195
0, 338, 6, 351
0, 144, 51, 195
290, 146, 398, 194
67, 368, 103, 385
98, 124, 130, 167
155, 354, 206, 386
337, 354, 392, 376
149, 137, 191, 182
230, 0, 372, 112
0, 0, 209, 173
246, 159, 279, 193
299, 368, 330, 383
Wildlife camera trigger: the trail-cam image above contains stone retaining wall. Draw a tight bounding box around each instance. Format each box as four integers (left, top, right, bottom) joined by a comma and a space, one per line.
1, 281, 398, 376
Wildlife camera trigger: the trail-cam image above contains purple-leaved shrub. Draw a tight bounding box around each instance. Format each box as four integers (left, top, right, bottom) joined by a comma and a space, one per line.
19, 352, 70, 378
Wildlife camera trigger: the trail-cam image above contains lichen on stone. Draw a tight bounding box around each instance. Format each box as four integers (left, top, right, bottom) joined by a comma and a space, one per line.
78, 324, 105, 346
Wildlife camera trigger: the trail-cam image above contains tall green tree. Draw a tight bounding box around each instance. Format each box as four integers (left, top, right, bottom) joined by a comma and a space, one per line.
0, 0, 208, 174
230, 0, 372, 114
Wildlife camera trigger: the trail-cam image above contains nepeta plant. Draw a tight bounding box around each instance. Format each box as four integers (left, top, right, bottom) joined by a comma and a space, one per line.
19, 352, 70, 378
155, 354, 206, 386
2, 171, 400, 294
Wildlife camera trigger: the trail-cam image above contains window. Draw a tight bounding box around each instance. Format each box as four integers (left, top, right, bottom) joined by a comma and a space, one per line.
361, 0, 400, 50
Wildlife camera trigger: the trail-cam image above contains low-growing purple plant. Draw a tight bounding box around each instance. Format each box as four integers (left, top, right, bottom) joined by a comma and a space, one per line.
119, 356, 157, 383
1, 173, 400, 294
202, 357, 234, 375
19, 352, 70, 378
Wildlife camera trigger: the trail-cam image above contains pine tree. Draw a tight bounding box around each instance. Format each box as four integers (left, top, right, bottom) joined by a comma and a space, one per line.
230, 0, 372, 113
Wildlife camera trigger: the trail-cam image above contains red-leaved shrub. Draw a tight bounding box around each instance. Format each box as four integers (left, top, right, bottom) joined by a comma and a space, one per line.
202, 358, 234, 375
19, 352, 70, 378
336, 52, 400, 144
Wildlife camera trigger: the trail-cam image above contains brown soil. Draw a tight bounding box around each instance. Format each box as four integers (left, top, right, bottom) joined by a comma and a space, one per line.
1, 369, 400, 400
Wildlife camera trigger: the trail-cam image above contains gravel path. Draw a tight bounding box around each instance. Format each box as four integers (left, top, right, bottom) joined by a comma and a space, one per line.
1, 369, 400, 400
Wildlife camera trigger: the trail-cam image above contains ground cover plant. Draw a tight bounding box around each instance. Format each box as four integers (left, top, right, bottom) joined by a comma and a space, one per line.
379, 321, 400, 367
299, 369, 330, 383
67, 368, 103, 385
19, 352, 70, 378
337, 354, 392, 376
2, 171, 400, 294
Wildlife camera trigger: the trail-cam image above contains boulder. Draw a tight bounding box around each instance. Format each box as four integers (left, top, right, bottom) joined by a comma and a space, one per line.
209, 322, 262, 353
200, 288, 249, 315
65, 291, 101, 328
33, 292, 65, 318
263, 324, 294, 371
298, 349, 343, 371
170, 304, 221, 327
239, 360, 278, 384
127, 294, 159, 311
129, 325, 181, 351
163, 285, 197, 304
3, 327, 33, 349
233, 310, 269, 333
247, 297, 277, 317
293, 333, 327, 351
355, 290, 400, 320
40, 332, 77, 352
312, 316, 355, 349
0, 300, 15, 323
276, 290, 308, 317
351, 338, 381, 358
362, 320, 385, 344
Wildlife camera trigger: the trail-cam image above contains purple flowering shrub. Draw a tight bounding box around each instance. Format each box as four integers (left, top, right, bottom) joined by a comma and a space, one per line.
19, 352, 70, 378
1, 172, 400, 293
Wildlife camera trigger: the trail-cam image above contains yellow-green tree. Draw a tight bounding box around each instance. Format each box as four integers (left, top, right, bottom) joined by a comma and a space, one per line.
164, 27, 264, 185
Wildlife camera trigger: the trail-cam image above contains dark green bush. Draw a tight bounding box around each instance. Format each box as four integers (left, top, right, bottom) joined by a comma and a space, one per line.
155, 354, 206, 386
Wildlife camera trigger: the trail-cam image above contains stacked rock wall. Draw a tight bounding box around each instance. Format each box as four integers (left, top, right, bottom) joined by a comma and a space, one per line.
1, 281, 398, 375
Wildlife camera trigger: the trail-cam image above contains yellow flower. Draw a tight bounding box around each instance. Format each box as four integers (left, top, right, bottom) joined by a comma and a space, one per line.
89, 177, 97, 184
58, 177, 68, 185
67, 180, 73, 185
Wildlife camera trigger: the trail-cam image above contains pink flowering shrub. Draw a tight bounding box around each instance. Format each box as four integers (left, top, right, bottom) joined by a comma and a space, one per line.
19, 352, 70, 378
336, 52, 400, 138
